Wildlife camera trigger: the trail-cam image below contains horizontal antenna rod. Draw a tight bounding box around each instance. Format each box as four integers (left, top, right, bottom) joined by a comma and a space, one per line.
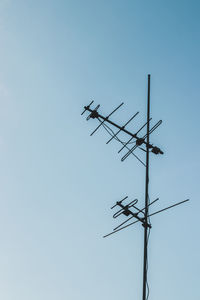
148, 199, 189, 218
111, 196, 128, 209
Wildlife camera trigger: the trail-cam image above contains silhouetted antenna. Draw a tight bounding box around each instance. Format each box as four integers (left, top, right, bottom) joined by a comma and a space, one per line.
81, 75, 189, 300
103, 198, 189, 237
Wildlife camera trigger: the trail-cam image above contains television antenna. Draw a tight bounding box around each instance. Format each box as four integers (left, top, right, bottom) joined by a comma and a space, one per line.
81, 74, 189, 300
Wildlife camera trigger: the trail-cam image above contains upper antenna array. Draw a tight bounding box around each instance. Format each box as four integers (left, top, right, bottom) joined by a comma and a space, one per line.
81, 100, 163, 166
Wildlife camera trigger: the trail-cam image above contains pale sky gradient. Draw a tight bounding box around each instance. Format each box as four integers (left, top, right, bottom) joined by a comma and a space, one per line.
0, 1, 199, 299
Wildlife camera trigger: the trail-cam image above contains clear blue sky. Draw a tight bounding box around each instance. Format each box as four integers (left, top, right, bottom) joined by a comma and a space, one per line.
0, 1, 199, 299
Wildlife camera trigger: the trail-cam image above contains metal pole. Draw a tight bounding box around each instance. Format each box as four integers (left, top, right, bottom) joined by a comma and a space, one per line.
142, 74, 150, 300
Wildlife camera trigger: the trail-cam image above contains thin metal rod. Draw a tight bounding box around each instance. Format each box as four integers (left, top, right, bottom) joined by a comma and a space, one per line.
103, 219, 139, 238
102, 121, 146, 167
142, 74, 150, 300
110, 196, 128, 209
148, 199, 189, 218
106, 111, 139, 144
121, 120, 162, 161
118, 118, 152, 153
113, 215, 135, 231
90, 102, 124, 136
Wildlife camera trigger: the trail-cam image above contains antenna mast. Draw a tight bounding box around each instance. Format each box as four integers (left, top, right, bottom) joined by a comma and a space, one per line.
81, 74, 189, 300
143, 74, 150, 300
